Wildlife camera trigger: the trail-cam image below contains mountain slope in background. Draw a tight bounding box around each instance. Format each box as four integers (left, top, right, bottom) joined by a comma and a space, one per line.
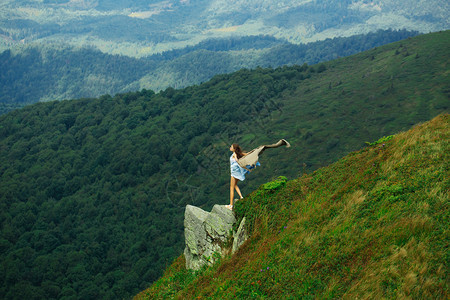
0, 29, 418, 114
0, 0, 448, 56
137, 113, 448, 299
0, 31, 448, 299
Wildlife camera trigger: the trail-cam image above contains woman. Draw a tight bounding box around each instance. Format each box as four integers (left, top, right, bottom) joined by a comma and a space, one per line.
227, 139, 289, 210
228, 143, 259, 210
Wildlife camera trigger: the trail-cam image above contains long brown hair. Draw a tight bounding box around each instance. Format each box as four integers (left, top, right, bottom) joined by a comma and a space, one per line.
232, 143, 244, 159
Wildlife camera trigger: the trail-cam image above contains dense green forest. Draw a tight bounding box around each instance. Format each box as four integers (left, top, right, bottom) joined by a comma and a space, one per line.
0, 29, 418, 115
0, 47, 156, 111
0, 31, 448, 299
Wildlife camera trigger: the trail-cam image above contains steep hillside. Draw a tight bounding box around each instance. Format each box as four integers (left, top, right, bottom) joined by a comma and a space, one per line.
137, 114, 449, 299
0, 31, 448, 299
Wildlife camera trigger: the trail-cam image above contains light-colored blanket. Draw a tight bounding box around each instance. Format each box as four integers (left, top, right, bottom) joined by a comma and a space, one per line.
237, 139, 291, 169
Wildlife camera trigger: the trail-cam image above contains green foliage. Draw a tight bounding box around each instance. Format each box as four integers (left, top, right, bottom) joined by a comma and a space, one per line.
0, 31, 449, 299
261, 176, 288, 192
365, 135, 394, 146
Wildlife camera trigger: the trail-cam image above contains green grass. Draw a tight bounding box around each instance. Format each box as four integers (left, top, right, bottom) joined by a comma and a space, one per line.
136, 114, 449, 299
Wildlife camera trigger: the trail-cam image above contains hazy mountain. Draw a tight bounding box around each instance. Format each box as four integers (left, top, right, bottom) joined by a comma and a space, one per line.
1, 0, 448, 56
0, 29, 418, 115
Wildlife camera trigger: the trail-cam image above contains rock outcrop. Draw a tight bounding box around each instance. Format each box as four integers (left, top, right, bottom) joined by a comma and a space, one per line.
184, 204, 248, 270
232, 217, 248, 254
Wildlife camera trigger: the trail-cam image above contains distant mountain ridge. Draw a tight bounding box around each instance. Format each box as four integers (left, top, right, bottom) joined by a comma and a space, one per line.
0, 29, 418, 115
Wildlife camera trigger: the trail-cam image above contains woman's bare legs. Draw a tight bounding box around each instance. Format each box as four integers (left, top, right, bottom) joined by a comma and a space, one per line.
235, 182, 243, 199
230, 177, 243, 207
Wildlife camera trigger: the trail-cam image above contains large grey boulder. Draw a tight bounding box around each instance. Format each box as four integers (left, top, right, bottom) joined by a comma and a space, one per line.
184, 205, 209, 257
184, 204, 247, 270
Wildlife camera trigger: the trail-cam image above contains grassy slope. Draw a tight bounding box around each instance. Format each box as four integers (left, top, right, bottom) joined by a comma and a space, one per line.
137, 113, 448, 299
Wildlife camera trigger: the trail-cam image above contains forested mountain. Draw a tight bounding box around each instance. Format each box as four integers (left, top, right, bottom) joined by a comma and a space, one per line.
2, 0, 446, 115
0, 29, 418, 115
138, 114, 449, 299
0, 0, 448, 56
0, 31, 449, 299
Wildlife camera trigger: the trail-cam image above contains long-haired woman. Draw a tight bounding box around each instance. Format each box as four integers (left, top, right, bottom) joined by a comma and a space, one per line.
228, 143, 259, 210
227, 139, 289, 209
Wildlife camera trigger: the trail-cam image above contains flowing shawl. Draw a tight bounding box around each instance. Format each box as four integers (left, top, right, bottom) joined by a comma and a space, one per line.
237, 139, 290, 169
